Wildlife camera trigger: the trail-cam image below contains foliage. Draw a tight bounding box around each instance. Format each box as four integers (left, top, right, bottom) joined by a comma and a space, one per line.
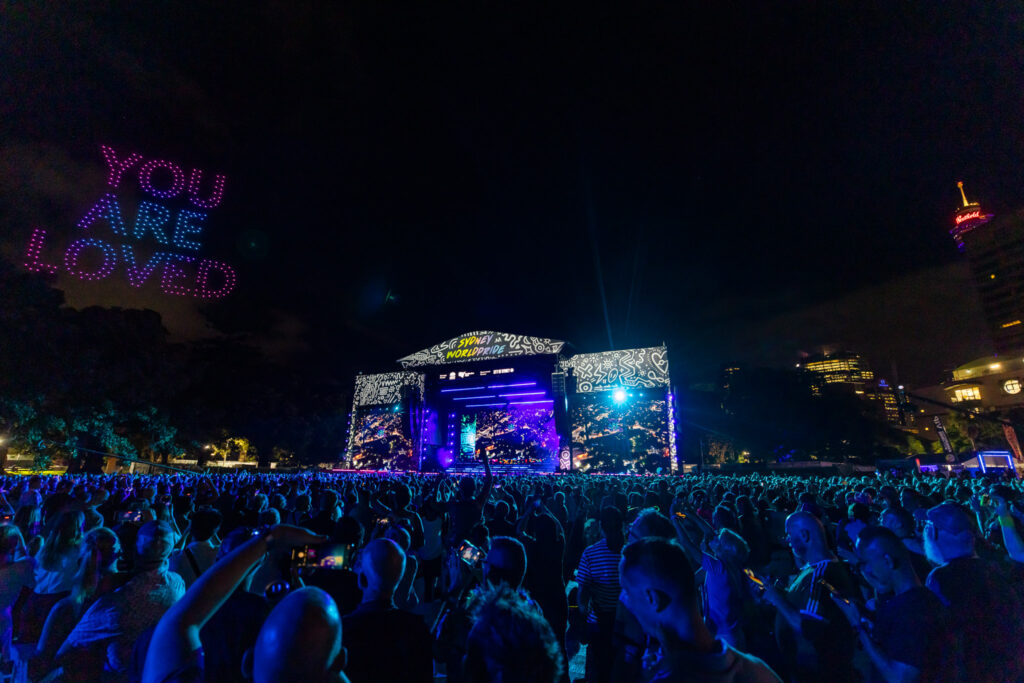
208, 436, 257, 463
716, 367, 910, 464
0, 259, 352, 470
940, 410, 1009, 453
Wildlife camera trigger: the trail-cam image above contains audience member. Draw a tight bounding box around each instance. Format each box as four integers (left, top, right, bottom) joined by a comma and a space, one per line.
58, 521, 184, 680
169, 506, 222, 587
463, 583, 565, 683
923, 501, 1024, 681
619, 538, 781, 681
342, 538, 433, 682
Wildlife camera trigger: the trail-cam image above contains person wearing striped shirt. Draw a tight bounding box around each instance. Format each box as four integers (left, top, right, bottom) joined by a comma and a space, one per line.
763, 511, 858, 683
576, 506, 624, 683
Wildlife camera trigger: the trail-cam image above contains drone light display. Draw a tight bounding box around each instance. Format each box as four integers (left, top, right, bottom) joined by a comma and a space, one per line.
23, 145, 237, 299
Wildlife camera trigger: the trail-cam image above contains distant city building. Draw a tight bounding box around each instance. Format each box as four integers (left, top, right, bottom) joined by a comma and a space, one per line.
951, 182, 1024, 354
720, 364, 743, 394
943, 355, 1024, 409
801, 351, 874, 393
800, 350, 903, 424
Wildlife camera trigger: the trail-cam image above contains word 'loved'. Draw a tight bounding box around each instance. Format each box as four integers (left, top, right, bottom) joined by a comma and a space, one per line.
22, 145, 236, 299
24, 229, 235, 299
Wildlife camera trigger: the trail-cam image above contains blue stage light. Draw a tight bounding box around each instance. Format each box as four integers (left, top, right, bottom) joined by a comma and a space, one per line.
613, 389, 627, 403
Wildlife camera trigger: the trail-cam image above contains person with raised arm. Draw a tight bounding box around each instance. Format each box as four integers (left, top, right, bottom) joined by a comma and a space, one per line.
831, 526, 956, 682
447, 450, 492, 547
141, 524, 347, 683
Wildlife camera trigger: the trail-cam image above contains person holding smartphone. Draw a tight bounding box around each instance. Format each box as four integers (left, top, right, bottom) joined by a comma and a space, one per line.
762, 511, 859, 683
342, 538, 432, 683
831, 526, 957, 683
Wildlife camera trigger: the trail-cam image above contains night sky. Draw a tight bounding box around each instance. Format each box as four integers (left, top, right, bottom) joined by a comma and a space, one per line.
2, 3, 1022, 387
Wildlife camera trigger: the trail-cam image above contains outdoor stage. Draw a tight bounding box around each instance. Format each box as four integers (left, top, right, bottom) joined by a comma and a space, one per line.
343, 331, 677, 474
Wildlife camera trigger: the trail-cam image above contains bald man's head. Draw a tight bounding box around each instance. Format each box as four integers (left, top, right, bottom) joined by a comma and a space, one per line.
359, 538, 406, 596
785, 510, 828, 563
252, 587, 343, 683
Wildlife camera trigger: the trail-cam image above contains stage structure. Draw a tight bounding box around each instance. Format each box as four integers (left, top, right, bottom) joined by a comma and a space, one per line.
343, 331, 677, 474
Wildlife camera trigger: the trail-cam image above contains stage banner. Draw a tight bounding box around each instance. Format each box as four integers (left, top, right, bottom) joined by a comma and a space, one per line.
560, 346, 669, 392
353, 372, 424, 407
1003, 423, 1024, 463
933, 416, 956, 463
398, 330, 565, 368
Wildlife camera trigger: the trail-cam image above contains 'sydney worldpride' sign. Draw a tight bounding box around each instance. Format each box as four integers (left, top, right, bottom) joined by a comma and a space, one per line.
397, 331, 566, 368
23, 145, 237, 299
445, 334, 507, 360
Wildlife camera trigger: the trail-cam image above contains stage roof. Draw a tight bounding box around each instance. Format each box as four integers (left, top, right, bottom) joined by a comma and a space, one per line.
397, 330, 566, 368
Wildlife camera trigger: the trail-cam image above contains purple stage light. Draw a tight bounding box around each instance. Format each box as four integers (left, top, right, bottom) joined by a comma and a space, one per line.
486, 382, 537, 389
438, 447, 454, 468
440, 387, 488, 393
508, 400, 554, 405
498, 391, 546, 397
465, 402, 508, 408
451, 395, 497, 401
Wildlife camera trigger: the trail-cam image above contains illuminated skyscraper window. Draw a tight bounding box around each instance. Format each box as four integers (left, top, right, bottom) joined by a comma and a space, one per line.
952, 387, 982, 402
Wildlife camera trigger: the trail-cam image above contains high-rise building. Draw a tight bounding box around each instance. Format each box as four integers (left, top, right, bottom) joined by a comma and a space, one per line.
801, 351, 875, 394
800, 350, 904, 424
951, 183, 1024, 353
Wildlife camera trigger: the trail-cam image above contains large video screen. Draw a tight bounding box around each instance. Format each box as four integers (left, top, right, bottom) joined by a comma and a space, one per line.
347, 407, 415, 470
458, 406, 558, 469
571, 397, 671, 473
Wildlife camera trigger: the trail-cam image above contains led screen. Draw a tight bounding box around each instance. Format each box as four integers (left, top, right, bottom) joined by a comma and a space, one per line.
347, 407, 414, 470
571, 397, 671, 473
458, 406, 557, 469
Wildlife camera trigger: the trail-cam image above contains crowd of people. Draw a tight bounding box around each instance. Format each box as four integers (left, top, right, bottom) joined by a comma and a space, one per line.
1, 452, 1024, 682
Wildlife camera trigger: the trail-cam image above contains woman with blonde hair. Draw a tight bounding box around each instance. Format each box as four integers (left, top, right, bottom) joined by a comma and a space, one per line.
31, 527, 123, 679
18, 510, 84, 642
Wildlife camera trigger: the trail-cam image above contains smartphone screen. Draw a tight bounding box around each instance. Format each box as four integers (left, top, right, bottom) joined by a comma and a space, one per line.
292, 544, 353, 570
458, 541, 484, 567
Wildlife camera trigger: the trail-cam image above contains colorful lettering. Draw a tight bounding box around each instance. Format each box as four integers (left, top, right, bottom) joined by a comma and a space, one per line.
138, 158, 186, 199
172, 210, 206, 251
132, 201, 172, 244
100, 145, 143, 188
194, 259, 237, 299
187, 168, 226, 209
23, 145, 235, 299
956, 209, 982, 225
64, 238, 117, 281
122, 246, 165, 288
23, 228, 59, 274
160, 253, 195, 296
77, 193, 128, 236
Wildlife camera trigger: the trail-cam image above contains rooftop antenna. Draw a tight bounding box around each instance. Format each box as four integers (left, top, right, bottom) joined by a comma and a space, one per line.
957, 181, 977, 208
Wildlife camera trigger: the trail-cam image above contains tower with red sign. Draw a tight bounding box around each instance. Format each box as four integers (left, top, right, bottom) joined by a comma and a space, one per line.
951, 182, 1024, 353
950, 181, 993, 248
